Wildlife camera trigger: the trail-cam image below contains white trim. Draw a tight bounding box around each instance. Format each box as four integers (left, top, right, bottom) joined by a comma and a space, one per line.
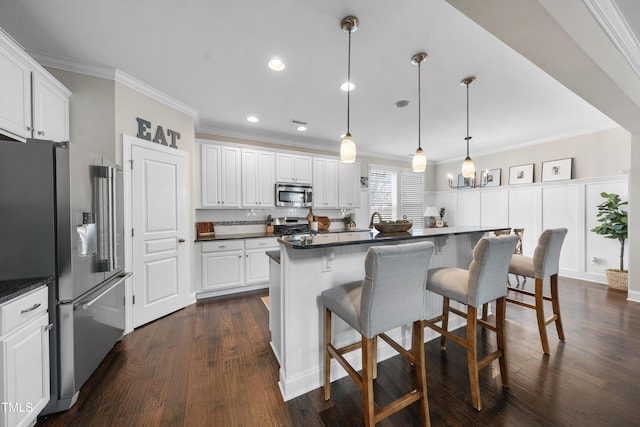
28, 51, 199, 122
584, 0, 640, 80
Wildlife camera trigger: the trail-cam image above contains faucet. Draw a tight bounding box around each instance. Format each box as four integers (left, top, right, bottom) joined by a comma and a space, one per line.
369, 212, 383, 229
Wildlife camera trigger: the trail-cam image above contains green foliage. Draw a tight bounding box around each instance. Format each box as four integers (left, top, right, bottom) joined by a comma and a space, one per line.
439, 207, 445, 220
591, 192, 628, 271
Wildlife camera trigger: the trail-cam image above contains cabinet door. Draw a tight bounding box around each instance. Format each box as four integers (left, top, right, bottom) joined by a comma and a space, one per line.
313, 158, 339, 208
339, 161, 360, 207
245, 249, 272, 285
200, 144, 221, 207
257, 151, 275, 206
2, 314, 50, 427
242, 149, 260, 207
201, 250, 244, 291
0, 42, 32, 141
293, 155, 312, 184
33, 72, 69, 142
220, 146, 241, 207
242, 149, 274, 207
276, 153, 295, 182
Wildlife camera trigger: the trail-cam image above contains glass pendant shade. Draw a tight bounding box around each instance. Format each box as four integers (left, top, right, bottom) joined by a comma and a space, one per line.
340, 133, 356, 163
461, 156, 475, 178
412, 147, 426, 172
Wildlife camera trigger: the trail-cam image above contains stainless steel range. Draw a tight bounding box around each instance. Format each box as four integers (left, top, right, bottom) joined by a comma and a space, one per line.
273, 217, 309, 235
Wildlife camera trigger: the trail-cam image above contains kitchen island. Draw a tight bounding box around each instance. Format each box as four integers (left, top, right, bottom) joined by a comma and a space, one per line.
269, 226, 508, 401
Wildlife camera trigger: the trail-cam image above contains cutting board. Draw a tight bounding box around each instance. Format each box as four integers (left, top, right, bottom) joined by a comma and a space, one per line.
313, 216, 331, 231
197, 222, 215, 238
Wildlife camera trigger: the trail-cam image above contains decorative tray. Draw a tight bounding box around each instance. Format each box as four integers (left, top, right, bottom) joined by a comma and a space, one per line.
373, 222, 412, 233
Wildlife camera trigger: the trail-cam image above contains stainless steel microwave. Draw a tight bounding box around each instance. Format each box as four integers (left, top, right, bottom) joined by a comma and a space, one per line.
275, 182, 313, 207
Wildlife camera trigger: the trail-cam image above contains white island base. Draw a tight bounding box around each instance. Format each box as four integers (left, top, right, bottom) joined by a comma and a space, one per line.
269, 227, 502, 402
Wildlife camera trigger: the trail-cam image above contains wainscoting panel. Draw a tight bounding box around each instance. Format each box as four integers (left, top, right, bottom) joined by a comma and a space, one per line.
434, 175, 627, 284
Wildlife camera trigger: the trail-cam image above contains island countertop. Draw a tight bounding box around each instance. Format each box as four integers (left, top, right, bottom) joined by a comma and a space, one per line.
277, 226, 510, 249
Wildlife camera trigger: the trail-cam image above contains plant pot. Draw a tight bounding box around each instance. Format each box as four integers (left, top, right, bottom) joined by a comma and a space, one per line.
606, 269, 628, 291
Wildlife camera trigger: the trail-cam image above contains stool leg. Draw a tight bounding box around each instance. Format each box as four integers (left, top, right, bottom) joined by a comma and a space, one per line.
550, 274, 565, 342
324, 307, 332, 400
481, 303, 489, 322
372, 335, 378, 379
495, 297, 509, 388
412, 320, 431, 426
362, 336, 376, 427
441, 297, 450, 349
534, 278, 551, 354
466, 306, 481, 411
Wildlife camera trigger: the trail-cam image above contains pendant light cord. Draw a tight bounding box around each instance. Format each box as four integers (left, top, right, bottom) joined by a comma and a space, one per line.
418, 60, 421, 150
346, 29, 351, 134
465, 81, 470, 157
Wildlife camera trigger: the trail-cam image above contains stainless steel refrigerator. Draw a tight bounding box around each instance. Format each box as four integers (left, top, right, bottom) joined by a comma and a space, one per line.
0, 139, 130, 413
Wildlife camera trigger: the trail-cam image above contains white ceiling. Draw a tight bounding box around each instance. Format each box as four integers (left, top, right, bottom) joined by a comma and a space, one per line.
0, 0, 623, 163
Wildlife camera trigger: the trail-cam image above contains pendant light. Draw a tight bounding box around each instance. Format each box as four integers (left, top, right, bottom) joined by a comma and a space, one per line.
460, 76, 476, 178
411, 52, 428, 173
340, 16, 359, 163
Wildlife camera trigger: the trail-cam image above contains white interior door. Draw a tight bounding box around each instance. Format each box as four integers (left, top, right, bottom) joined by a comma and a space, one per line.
130, 141, 190, 328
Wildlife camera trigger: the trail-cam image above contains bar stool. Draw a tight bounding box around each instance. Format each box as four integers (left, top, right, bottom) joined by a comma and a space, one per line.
424, 235, 518, 411
320, 241, 435, 426
507, 228, 568, 354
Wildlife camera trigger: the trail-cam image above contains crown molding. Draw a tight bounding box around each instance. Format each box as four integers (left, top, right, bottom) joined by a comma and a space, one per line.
584, 0, 640, 79
28, 51, 199, 122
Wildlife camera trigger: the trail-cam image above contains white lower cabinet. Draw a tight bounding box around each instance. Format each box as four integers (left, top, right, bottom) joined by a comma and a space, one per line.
196, 238, 278, 298
0, 286, 50, 427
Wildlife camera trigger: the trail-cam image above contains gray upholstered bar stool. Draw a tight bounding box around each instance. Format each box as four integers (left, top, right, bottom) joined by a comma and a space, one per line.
424, 235, 519, 411
507, 228, 568, 354
320, 241, 435, 427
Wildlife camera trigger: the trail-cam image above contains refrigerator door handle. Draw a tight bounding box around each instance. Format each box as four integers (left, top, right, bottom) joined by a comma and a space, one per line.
106, 166, 116, 271
74, 272, 131, 310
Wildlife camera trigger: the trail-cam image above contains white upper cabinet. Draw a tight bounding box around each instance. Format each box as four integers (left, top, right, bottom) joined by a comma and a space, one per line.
199, 144, 241, 208
33, 72, 70, 142
276, 153, 312, 184
242, 148, 275, 208
313, 157, 339, 208
338, 161, 360, 208
0, 38, 32, 141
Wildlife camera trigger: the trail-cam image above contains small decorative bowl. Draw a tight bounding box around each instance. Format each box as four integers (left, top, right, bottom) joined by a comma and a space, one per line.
373, 222, 413, 233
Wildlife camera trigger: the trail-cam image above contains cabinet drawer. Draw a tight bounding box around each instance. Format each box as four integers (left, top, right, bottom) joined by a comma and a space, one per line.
0, 286, 48, 335
245, 237, 278, 250
201, 240, 244, 253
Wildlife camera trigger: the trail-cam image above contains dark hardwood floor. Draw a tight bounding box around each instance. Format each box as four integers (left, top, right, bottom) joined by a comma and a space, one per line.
37, 277, 640, 426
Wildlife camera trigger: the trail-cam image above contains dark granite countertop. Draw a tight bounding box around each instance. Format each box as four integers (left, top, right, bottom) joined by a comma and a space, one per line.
0, 277, 51, 305
194, 228, 372, 243
278, 226, 510, 249
266, 250, 280, 264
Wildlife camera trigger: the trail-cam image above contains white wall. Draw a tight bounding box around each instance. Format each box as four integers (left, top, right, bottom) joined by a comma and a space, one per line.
435, 175, 628, 284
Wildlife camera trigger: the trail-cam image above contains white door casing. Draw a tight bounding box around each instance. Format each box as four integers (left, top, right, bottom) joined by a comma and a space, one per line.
123, 135, 190, 329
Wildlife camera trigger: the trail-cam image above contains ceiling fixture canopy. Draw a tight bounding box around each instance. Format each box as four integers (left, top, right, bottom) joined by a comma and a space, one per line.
340, 15, 359, 164
460, 76, 476, 178
411, 52, 428, 173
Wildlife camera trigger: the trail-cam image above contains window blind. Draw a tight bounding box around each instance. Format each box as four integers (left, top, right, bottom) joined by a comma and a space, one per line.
369, 165, 424, 226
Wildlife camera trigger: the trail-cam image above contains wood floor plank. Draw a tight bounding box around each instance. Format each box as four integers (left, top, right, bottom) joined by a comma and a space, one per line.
37, 279, 640, 426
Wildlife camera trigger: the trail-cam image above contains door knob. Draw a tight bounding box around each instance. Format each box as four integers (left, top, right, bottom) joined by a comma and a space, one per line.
178, 238, 186, 243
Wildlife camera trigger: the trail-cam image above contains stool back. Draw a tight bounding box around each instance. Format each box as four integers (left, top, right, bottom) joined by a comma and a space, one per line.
467, 236, 519, 307
533, 228, 568, 278
360, 241, 434, 338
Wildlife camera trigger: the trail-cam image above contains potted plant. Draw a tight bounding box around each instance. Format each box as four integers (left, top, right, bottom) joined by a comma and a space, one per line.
591, 192, 628, 290
343, 214, 355, 230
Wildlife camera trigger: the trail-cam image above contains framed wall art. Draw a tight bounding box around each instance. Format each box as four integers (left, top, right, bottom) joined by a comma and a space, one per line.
509, 163, 534, 185
484, 168, 501, 187
542, 158, 572, 182
457, 173, 475, 189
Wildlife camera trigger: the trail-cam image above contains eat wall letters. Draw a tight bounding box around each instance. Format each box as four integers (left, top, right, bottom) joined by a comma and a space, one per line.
136, 117, 181, 149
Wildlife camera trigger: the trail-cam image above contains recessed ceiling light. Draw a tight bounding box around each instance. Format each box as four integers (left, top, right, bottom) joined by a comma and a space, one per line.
394, 100, 410, 108
297, 126, 307, 132
247, 115, 259, 123
340, 81, 355, 92
268, 58, 285, 71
